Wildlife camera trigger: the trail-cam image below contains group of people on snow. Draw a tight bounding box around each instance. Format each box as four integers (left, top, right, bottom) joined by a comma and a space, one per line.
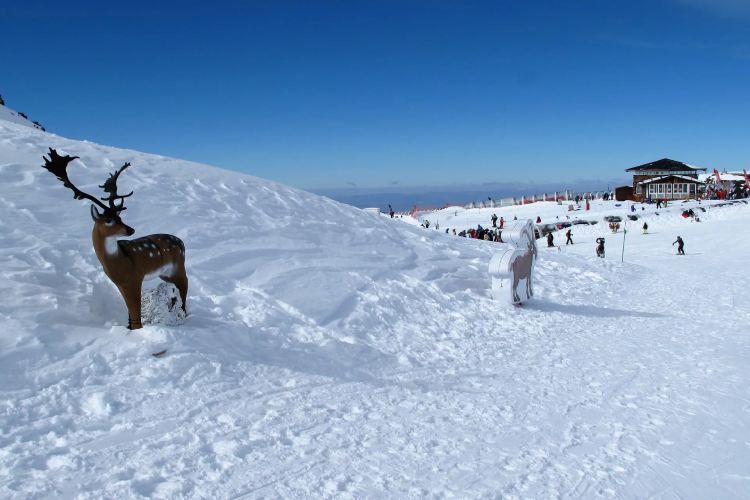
414, 207, 691, 257
490, 213, 505, 228
456, 226, 505, 242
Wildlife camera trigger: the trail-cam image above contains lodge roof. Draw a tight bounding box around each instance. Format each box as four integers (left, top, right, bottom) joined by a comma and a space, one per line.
637, 174, 706, 185
626, 158, 706, 173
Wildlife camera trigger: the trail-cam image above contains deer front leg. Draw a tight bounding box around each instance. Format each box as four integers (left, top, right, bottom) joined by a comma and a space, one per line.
118, 283, 143, 330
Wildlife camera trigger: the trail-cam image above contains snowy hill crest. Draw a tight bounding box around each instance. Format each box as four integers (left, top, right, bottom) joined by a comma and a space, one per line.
0, 102, 46, 131
1, 117, 749, 497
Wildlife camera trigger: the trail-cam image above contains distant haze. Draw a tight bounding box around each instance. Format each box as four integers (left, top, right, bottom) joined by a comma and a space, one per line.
315, 179, 628, 212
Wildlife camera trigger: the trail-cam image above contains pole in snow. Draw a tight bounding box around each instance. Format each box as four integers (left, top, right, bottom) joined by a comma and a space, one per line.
621, 220, 627, 263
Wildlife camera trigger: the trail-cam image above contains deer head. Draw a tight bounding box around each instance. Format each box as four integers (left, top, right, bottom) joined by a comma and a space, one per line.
42, 148, 188, 329
43, 148, 135, 233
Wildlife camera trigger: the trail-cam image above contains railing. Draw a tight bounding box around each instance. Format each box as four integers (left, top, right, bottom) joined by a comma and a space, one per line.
409, 191, 613, 219
462, 191, 610, 209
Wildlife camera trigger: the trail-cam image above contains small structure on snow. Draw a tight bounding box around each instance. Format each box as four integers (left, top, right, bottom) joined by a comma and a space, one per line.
488, 220, 537, 305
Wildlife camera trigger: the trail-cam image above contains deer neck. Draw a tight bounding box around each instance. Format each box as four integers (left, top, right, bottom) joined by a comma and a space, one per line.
92, 227, 124, 270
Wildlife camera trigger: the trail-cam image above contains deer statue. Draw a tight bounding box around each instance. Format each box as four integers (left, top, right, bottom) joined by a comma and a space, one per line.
42, 148, 188, 329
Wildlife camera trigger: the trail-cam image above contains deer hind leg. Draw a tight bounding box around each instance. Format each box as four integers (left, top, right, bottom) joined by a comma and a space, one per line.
118, 283, 143, 330
160, 269, 188, 313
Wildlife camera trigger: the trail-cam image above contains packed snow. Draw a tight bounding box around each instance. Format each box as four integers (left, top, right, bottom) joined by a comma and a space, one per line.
1, 116, 749, 498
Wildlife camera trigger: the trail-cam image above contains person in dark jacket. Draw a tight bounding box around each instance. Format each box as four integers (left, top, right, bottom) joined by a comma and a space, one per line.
491, 213, 498, 227
565, 229, 573, 245
596, 237, 605, 258
642, 222, 648, 234
546, 232, 554, 248
673, 236, 685, 255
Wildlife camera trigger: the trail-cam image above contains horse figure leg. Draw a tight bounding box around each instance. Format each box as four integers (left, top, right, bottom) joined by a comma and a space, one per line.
511, 259, 521, 303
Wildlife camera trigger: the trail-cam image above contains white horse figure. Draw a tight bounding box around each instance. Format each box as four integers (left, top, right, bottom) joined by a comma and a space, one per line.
488, 220, 538, 304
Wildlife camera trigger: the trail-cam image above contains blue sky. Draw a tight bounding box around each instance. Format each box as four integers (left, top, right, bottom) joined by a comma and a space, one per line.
1, 0, 749, 190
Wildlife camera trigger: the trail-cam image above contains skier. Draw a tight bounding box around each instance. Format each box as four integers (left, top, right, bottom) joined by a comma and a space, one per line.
499, 216, 504, 229
642, 222, 648, 234
491, 213, 498, 227
595, 237, 605, 258
388, 204, 395, 218
565, 229, 573, 245
673, 236, 685, 255
536, 216, 542, 224
546, 232, 554, 248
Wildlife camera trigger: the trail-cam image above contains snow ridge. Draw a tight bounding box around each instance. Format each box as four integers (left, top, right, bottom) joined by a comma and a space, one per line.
0, 104, 45, 131
1, 117, 749, 498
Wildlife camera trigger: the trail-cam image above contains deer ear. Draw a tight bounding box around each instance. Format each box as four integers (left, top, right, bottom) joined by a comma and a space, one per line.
90, 205, 103, 222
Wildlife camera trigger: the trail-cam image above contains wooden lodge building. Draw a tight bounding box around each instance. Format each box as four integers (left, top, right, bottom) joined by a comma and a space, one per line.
616, 158, 706, 202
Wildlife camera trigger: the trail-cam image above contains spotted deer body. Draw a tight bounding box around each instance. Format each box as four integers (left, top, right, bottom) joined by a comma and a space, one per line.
43, 148, 188, 329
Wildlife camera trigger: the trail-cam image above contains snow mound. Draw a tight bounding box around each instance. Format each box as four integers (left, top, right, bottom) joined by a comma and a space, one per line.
1, 117, 749, 498
140, 282, 186, 326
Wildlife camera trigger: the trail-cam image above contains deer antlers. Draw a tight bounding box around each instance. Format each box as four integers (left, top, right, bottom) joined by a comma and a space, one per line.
99, 162, 133, 213
42, 148, 133, 215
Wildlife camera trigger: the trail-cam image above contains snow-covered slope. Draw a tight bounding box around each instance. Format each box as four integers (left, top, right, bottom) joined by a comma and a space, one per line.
1, 117, 749, 498
0, 104, 45, 130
